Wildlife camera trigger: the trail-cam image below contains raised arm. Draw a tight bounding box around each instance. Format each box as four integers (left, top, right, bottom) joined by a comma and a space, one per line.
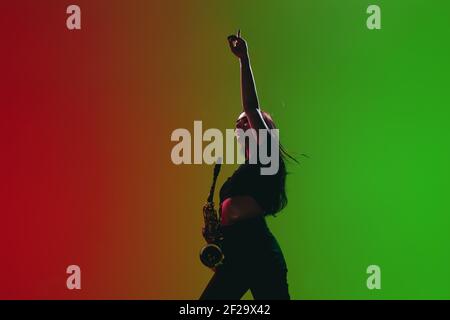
227, 30, 269, 131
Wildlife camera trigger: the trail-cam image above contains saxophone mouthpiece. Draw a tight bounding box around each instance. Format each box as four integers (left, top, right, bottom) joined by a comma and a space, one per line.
207, 158, 222, 203
213, 158, 222, 179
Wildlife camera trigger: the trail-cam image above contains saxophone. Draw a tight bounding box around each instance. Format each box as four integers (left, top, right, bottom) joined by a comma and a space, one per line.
199, 160, 224, 269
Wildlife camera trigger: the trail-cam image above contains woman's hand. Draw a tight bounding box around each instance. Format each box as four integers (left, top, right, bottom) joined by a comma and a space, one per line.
227, 30, 248, 60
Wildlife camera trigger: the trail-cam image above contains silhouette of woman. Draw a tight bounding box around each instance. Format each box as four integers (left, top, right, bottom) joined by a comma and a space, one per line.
200, 31, 294, 300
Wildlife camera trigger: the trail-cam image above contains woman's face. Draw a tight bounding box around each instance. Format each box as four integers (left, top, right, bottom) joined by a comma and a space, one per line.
235, 112, 249, 146
235, 112, 249, 130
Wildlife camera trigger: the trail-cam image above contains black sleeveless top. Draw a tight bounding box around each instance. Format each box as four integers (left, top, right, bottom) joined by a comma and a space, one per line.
219, 159, 284, 216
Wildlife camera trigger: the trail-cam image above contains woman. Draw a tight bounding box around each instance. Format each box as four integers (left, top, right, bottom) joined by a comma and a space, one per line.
200, 31, 294, 300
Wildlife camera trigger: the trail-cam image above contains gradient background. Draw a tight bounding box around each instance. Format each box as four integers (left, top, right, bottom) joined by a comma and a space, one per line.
1, 0, 449, 299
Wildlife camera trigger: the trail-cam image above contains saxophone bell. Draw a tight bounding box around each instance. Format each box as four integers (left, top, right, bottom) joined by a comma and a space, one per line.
200, 243, 224, 269
200, 201, 224, 269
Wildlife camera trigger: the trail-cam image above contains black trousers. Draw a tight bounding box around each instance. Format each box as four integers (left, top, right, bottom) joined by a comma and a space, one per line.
200, 217, 290, 300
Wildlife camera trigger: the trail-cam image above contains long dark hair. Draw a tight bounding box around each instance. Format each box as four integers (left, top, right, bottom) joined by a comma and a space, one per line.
261, 111, 299, 216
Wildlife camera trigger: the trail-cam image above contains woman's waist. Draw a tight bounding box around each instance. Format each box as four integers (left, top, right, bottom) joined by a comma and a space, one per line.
220, 215, 271, 239
219, 219, 285, 264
